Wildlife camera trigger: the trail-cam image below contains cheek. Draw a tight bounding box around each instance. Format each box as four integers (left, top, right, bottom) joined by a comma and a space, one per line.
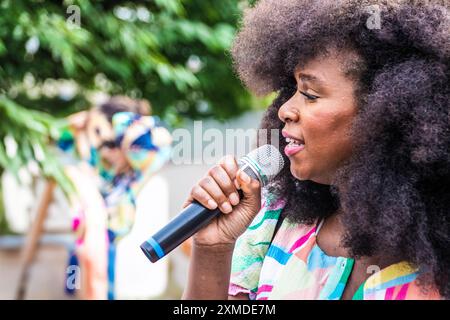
302, 108, 355, 169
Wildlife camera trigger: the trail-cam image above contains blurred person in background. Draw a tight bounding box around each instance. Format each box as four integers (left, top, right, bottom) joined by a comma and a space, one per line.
60, 96, 172, 299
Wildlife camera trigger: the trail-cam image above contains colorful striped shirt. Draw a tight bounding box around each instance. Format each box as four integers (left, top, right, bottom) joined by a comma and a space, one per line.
229, 194, 441, 300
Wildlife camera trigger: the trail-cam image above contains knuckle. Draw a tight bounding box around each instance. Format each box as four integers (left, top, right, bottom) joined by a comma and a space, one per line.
220, 155, 236, 170
190, 185, 203, 197
199, 175, 213, 187
220, 165, 237, 181
208, 165, 221, 177
211, 166, 233, 190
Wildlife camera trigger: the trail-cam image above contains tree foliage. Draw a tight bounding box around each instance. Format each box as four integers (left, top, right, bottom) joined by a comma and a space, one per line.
0, 0, 259, 192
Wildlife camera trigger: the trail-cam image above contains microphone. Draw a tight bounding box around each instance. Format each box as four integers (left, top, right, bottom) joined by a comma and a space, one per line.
140, 144, 284, 263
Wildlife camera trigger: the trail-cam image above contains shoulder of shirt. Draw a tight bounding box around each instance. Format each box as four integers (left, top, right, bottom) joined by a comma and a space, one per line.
363, 261, 442, 300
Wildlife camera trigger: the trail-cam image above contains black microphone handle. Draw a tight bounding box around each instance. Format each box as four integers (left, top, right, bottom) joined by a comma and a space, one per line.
141, 165, 256, 263
141, 201, 220, 263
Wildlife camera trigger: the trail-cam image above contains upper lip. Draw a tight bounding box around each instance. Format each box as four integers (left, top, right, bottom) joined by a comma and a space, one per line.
282, 130, 305, 144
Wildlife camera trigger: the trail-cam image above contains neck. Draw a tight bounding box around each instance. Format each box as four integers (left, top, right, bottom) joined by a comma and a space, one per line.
318, 210, 401, 268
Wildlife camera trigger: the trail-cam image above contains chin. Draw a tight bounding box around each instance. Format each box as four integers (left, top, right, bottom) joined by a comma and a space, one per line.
290, 164, 309, 181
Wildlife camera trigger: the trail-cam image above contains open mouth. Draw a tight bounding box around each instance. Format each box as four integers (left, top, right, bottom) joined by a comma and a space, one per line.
285, 137, 305, 147
282, 131, 305, 156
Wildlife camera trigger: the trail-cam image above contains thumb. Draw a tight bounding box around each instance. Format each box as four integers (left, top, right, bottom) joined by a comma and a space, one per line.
236, 169, 261, 199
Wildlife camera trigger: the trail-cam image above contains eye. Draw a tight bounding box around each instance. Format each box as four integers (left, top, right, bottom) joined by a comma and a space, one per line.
299, 91, 319, 101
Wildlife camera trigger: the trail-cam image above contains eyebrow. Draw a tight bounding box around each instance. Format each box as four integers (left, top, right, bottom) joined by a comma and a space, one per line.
298, 73, 326, 88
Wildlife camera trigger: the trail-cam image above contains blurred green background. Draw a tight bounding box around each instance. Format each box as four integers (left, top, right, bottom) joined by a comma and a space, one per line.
0, 0, 267, 203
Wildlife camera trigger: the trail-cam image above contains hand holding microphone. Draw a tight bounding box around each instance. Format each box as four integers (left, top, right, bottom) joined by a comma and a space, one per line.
184, 155, 263, 248
140, 145, 284, 262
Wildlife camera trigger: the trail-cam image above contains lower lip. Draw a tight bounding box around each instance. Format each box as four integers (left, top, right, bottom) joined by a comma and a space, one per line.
284, 144, 305, 156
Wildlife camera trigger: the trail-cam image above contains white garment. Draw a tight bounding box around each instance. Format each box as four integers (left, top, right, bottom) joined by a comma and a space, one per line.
114, 174, 169, 299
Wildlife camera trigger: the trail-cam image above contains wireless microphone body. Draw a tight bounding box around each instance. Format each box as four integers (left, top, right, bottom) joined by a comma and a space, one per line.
140, 144, 284, 263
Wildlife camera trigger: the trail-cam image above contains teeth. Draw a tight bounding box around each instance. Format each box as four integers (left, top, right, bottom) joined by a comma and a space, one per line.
285, 137, 304, 146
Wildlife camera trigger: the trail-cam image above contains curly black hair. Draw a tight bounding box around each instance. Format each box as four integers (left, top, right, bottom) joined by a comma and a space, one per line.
231, 0, 450, 297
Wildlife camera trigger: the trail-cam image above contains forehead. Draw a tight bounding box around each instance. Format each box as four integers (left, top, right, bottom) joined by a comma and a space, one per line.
294, 50, 360, 88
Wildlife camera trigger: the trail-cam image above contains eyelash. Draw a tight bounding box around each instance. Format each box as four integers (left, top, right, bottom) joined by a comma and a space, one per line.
299, 90, 319, 101
294, 83, 319, 101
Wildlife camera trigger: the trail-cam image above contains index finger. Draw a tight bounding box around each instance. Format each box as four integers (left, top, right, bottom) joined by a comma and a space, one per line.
219, 155, 239, 181
182, 195, 194, 209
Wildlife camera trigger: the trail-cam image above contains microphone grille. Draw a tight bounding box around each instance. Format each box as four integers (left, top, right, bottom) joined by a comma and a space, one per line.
240, 144, 284, 186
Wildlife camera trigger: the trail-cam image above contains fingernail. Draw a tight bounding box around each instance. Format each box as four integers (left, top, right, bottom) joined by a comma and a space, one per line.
221, 202, 232, 213
208, 199, 218, 209
229, 193, 239, 206
240, 171, 251, 183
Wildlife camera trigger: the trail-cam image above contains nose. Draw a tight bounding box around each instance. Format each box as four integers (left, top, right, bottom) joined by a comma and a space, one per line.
278, 97, 300, 124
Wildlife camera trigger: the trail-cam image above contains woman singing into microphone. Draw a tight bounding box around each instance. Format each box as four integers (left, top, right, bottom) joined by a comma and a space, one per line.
182, 0, 450, 300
